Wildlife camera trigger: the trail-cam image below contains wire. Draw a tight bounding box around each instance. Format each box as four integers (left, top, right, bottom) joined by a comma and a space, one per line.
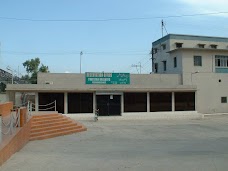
0, 11, 227, 22
1, 50, 149, 56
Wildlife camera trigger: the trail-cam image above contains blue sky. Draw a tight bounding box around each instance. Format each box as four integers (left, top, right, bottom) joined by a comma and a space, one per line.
0, 0, 228, 75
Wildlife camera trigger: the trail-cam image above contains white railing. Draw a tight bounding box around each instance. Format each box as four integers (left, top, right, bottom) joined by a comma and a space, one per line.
28, 100, 57, 112
38, 100, 56, 111
27, 101, 33, 117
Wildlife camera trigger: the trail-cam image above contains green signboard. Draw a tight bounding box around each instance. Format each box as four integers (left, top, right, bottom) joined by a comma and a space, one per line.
85, 72, 130, 85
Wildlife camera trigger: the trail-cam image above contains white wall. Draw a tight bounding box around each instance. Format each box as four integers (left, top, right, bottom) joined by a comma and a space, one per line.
0, 93, 8, 103
182, 50, 214, 74
192, 73, 228, 113
37, 73, 182, 88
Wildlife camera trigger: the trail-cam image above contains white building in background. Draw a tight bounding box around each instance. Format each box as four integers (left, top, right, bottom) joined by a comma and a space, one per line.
152, 34, 228, 113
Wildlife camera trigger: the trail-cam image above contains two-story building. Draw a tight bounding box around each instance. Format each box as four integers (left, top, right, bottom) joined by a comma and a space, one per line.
152, 34, 228, 113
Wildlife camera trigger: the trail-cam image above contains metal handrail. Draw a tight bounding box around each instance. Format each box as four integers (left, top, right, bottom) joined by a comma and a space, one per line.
39, 106, 55, 111
39, 101, 56, 107
29, 100, 57, 112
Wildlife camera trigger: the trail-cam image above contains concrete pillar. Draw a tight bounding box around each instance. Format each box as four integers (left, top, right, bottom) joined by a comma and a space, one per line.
93, 92, 96, 113
147, 92, 150, 112
172, 92, 175, 112
35, 92, 39, 112
195, 91, 197, 111
64, 92, 68, 114
121, 93, 124, 115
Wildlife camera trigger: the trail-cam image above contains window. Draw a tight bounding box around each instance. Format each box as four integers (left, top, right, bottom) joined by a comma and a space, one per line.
161, 44, 166, 50
194, 56, 202, 66
174, 57, 177, 68
154, 63, 158, 73
221, 97, 227, 103
198, 44, 205, 48
154, 48, 158, 54
215, 58, 221, 67
175, 43, 183, 48
211, 44, 217, 49
162, 61, 167, 71
215, 55, 228, 67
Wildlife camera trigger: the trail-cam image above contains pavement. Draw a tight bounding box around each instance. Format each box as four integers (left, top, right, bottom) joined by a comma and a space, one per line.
1, 115, 228, 171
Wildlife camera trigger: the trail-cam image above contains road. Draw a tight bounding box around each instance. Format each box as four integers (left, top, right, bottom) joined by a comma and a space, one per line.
1, 116, 228, 171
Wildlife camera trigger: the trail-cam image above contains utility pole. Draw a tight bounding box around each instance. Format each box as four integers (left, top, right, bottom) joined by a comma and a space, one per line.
151, 46, 154, 73
80, 51, 83, 73
6, 66, 13, 84
131, 62, 142, 74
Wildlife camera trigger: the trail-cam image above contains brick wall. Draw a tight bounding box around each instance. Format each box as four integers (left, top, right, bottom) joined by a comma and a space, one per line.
0, 102, 13, 117
19, 107, 27, 127
0, 102, 32, 166
0, 117, 32, 166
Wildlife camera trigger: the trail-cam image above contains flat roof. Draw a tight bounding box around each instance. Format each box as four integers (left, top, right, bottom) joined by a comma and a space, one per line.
167, 47, 228, 53
153, 34, 228, 46
5, 84, 197, 92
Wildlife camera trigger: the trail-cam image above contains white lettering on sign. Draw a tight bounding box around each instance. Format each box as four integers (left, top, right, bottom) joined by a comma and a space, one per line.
103, 73, 112, 77
87, 72, 105, 77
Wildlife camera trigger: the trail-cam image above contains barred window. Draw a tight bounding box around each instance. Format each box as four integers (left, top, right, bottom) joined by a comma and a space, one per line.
215, 55, 228, 67
194, 56, 202, 66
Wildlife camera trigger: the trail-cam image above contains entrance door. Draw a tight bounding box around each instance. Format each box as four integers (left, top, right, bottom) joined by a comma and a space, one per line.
96, 95, 121, 116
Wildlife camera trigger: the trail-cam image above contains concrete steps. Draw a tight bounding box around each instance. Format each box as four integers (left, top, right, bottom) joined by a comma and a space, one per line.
30, 113, 87, 141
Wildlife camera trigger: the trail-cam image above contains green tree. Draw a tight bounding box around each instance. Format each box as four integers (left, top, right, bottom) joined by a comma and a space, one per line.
39, 64, 49, 73
0, 82, 6, 92
23, 57, 40, 74
22, 58, 49, 84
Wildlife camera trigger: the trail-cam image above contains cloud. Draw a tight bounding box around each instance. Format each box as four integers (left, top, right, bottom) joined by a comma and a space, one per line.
177, 0, 228, 16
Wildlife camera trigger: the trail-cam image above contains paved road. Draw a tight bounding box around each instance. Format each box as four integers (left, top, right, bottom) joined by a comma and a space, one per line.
1, 116, 228, 171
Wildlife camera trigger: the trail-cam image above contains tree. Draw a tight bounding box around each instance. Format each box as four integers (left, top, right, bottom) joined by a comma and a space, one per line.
0, 82, 6, 92
22, 58, 49, 84
39, 64, 49, 73
23, 57, 40, 74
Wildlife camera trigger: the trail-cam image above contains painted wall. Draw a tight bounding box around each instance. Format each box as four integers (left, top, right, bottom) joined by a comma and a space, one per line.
36, 73, 182, 89
0, 93, 8, 103
192, 73, 228, 113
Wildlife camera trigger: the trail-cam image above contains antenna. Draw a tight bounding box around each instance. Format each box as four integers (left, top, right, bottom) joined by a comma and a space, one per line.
161, 20, 168, 37
131, 62, 142, 74
161, 20, 164, 37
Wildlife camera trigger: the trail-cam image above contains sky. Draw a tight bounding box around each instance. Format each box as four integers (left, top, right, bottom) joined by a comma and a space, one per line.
1, 0, 228, 75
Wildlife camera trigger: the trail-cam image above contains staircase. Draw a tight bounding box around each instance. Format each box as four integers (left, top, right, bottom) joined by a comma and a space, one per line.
30, 113, 87, 141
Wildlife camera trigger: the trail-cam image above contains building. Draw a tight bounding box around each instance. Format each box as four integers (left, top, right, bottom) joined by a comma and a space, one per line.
5, 72, 196, 116
152, 34, 228, 74
152, 34, 228, 113
5, 34, 228, 115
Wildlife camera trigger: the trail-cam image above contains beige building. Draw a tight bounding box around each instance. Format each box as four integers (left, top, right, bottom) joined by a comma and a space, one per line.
5, 34, 228, 115
6, 72, 196, 116
152, 34, 228, 113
